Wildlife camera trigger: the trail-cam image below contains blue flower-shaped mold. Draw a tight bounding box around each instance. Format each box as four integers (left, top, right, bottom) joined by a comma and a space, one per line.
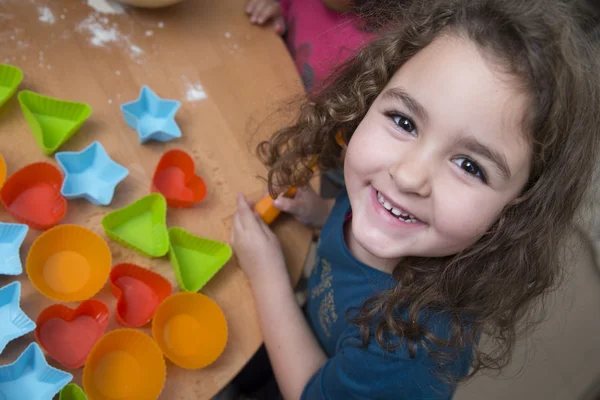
0, 342, 72, 400
55, 141, 129, 206
121, 85, 182, 143
0, 223, 28, 275
0, 281, 35, 354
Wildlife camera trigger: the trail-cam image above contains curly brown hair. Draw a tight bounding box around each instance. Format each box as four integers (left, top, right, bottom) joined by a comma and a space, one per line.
257, 0, 600, 385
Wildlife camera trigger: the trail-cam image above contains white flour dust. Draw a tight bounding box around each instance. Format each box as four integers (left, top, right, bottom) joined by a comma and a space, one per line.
86, 0, 125, 14
38, 6, 55, 24
186, 83, 207, 102
77, 14, 144, 61
77, 15, 118, 47
181, 75, 208, 102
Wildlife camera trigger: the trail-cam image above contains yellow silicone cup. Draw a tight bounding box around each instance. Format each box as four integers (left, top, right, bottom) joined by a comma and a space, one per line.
0, 153, 6, 189
26, 224, 111, 302
83, 329, 166, 400
152, 292, 228, 369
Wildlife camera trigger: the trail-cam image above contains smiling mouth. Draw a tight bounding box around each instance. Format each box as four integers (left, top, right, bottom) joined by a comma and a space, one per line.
376, 191, 421, 223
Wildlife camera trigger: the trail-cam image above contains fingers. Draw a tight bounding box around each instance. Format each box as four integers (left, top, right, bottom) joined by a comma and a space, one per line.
246, 0, 260, 14
253, 2, 279, 24
273, 16, 286, 34
273, 194, 295, 212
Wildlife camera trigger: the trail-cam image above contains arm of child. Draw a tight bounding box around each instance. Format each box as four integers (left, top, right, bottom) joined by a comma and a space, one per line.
232, 193, 328, 399
246, 0, 286, 34
253, 273, 329, 400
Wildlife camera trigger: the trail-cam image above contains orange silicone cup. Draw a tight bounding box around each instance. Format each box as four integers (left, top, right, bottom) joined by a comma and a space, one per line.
26, 224, 112, 302
152, 292, 228, 369
151, 149, 207, 208
0, 162, 66, 230
83, 329, 166, 400
35, 299, 109, 368
110, 263, 172, 328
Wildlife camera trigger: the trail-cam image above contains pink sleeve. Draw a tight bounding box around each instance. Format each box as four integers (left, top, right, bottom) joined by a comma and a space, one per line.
279, 0, 291, 22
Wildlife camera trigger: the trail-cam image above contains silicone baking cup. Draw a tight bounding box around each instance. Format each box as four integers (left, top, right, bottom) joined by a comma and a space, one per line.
110, 263, 171, 327
0, 342, 72, 400
18, 90, 91, 155
151, 149, 206, 207
101, 193, 169, 258
35, 300, 109, 368
120, 86, 181, 144
0, 162, 67, 230
83, 329, 166, 400
152, 292, 227, 369
0, 281, 35, 354
0, 64, 23, 108
168, 227, 231, 292
55, 141, 129, 206
0, 222, 28, 275
26, 225, 111, 302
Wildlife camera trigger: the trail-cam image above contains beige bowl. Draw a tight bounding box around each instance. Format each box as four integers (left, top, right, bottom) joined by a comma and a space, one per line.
116, 0, 184, 8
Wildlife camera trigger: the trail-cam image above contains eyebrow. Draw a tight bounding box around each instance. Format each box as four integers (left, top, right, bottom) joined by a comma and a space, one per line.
381, 87, 429, 123
457, 137, 512, 180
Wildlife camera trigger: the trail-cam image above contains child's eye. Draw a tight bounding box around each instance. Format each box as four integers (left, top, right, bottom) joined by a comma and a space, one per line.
452, 157, 488, 183
384, 111, 417, 136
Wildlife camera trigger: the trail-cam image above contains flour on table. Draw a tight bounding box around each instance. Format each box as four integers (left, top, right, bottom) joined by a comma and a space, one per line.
38, 6, 55, 24
158, 21, 164, 28
86, 0, 125, 14
77, 15, 118, 47
186, 83, 207, 102
77, 14, 144, 62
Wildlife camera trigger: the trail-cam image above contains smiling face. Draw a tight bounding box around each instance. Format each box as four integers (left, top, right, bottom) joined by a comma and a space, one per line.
343, 33, 532, 271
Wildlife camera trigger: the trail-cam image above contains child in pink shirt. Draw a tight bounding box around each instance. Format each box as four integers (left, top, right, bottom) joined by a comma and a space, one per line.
246, 0, 374, 92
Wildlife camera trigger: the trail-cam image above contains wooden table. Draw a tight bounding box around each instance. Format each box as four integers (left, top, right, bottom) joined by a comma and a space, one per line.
0, 0, 311, 398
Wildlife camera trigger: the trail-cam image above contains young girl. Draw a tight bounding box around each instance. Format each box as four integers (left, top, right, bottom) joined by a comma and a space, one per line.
232, 0, 600, 398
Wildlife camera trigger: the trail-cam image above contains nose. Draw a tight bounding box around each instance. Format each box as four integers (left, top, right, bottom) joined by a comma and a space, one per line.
388, 152, 432, 197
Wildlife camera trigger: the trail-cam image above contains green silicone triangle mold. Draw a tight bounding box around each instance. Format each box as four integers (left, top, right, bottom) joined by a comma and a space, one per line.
0, 64, 23, 109
102, 193, 169, 258
168, 227, 232, 292
18, 90, 92, 155
59, 383, 88, 400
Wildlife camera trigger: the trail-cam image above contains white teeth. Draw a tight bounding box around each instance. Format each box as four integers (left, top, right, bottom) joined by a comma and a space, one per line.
376, 191, 420, 223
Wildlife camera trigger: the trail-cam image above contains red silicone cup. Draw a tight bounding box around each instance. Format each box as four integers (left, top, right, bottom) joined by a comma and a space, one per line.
0, 162, 67, 230
151, 149, 207, 208
110, 263, 172, 327
35, 299, 109, 369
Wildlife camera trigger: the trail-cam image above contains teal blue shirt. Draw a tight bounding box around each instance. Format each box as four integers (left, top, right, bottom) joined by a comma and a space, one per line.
302, 190, 472, 399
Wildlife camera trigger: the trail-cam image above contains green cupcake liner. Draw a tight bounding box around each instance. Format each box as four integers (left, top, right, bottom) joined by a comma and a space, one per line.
18, 90, 92, 155
102, 194, 169, 258
59, 383, 87, 400
168, 227, 232, 292
0, 64, 23, 109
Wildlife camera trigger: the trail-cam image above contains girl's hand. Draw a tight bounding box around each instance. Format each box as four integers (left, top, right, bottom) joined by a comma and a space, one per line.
232, 193, 288, 285
246, 0, 286, 34
274, 185, 334, 228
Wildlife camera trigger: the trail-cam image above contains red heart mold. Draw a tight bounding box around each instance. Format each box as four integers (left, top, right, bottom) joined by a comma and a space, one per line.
0, 162, 66, 230
35, 299, 109, 368
110, 263, 172, 327
151, 149, 207, 208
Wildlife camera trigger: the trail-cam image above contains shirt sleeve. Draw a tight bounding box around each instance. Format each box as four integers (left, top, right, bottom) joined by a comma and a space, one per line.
300, 334, 458, 400
278, 0, 291, 22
